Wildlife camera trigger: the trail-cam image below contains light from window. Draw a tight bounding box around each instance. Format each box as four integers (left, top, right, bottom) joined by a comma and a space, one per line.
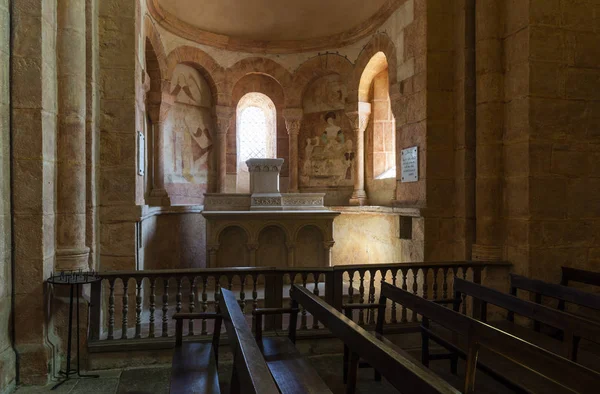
239, 106, 268, 162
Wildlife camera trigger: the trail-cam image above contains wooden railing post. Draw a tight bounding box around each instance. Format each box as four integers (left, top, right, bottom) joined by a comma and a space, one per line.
89, 280, 102, 341
328, 268, 344, 311
264, 271, 283, 330
472, 266, 482, 320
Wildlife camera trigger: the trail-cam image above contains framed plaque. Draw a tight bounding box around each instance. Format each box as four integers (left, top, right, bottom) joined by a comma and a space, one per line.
401, 146, 418, 183
138, 131, 145, 176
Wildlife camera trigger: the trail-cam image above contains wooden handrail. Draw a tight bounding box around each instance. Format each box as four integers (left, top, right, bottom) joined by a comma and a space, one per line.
291, 284, 461, 394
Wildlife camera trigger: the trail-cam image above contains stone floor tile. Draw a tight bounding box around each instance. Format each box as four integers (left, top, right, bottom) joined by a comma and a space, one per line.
116, 367, 170, 394
70, 378, 119, 394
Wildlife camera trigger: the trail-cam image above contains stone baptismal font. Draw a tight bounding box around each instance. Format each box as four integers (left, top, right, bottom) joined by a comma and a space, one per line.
202, 159, 340, 268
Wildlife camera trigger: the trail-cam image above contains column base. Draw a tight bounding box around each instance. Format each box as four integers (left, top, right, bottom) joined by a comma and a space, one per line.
349, 191, 369, 206
471, 244, 503, 261
56, 247, 90, 271
147, 188, 171, 206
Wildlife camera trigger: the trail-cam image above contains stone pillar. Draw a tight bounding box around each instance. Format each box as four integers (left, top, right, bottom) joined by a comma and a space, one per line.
147, 98, 172, 205
56, 0, 89, 270
473, 0, 504, 261
208, 245, 218, 267
347, 103, 372, 206
283, 108, 303, 192
214, 106, 234, 193
248, 243, 259, 267
286, 242, 296, 267
323, 241, 335, 267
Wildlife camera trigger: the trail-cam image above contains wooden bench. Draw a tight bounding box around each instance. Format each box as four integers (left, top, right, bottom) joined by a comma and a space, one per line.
220, 288, 280, 394
253, 305, 333, 394
381, 281, 600, 393
456, 277, 600, 369
559, 267, 600, 313
290, 284, 461, 394
510, 273, 600, 329
170, 312, 223, 394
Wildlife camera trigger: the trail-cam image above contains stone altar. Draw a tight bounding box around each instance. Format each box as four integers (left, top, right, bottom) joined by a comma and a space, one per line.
202, 158, 340, 268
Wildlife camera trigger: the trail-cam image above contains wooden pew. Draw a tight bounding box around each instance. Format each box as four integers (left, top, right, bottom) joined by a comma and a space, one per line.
220, 288, 280, 394
170, 312, 223, 394
559, 267, 600, 313
253, 305, 332, 394
510, 273, 600, 329
455, 277, 600, 366
290, 284, 461, 394
382, 281, 600, 394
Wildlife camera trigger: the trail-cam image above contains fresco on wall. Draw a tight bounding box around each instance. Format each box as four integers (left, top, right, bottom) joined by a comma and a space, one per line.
164, 64, 214, 202
300, 74, 353, 188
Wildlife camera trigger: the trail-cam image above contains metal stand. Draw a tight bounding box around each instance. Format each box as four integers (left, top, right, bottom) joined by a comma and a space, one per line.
48, 272, 101, 390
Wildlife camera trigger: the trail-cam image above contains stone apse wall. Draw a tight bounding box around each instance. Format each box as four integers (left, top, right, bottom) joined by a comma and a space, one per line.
3, 0, 600, 386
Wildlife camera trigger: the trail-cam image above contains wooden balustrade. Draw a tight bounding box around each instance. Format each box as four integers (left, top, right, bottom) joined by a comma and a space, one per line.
88, 262, 509, 350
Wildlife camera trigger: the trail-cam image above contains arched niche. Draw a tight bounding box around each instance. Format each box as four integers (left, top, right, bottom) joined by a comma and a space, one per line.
359, 52, 396, 206
217, 226, 250, 267
256, 226, 287, 267
235, 92, 277, 193
163, 63, 215, 204
299, 74, 354, 205
295, 225, 324, 267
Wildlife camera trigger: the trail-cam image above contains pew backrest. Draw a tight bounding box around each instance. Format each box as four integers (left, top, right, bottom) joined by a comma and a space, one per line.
454, 277, 600, 344
510, 273, 600, 313
220, 289, 280, 394
561, 267, 600, 289
381, 281, 600, 394
291, 284, 460, 394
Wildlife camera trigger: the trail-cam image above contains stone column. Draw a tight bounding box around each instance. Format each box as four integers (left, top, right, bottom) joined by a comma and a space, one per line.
323, 241, 335, 267
147, 97, 172, 205
473, 0, 503, 261
347, 103, 372, 206
214, 106, 234, 193
208, 245, 218, 267
286, 242, 296, 267
283, 108, 303, 193
248, 243, 259, 267
56, 0, 89, 270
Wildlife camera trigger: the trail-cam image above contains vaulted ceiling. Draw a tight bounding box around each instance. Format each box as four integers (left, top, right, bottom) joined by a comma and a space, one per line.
148, 0, 402, 54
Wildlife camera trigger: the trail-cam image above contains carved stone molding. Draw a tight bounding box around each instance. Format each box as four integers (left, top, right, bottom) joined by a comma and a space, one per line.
246, 158, 285, 173
283, 108, 303, 135
213, 105, 234, 134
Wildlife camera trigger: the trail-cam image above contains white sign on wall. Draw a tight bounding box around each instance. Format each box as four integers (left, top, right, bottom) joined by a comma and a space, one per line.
401, 146, 418, 183
138, 132, 145, 176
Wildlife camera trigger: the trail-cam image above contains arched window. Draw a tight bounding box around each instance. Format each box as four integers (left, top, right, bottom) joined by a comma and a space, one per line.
236, 92, 277, 192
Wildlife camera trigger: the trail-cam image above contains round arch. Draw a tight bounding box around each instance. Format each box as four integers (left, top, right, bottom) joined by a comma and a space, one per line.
289, 53, 354, 107
165, 45, 224, 105
227, 57, 293, 106
348, 33, 398, 107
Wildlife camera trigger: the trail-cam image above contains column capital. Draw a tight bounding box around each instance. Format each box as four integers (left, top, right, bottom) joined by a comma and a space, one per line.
247, 243, 260, 251
283, 108, 303, 136
323, 241, 335, 250
213, 105, 235, 134
346, 102, 371, 132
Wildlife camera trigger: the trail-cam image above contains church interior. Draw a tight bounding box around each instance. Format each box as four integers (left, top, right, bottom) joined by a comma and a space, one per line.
1, 0, 600, 393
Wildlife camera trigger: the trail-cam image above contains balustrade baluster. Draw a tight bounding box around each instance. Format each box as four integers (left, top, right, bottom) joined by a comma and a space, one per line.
391, 269, 398, 324
176, 278, 183, 313
108, 279, 116, 340
401, 269, 408, 323
347, 271, 355, 304
201, 277, 208, 336
312, 273, 320, 329
239, 275, 246, 313
462, 268, 468, 315
162, 279, 169, 337
412, 269, 419, 323
423, 268, 429, 300
122, 278, 129, 339
251, 275, 258, 332
442, 268, 449, 300
358, 270, 366, 325
301, 273, 308, 330
189, 277, 197, 336
368, 270, 376, 325
135, 278, 143, 339
214, 277, 221, 313
433, 269, 439, 300
149, 278, 156, 338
